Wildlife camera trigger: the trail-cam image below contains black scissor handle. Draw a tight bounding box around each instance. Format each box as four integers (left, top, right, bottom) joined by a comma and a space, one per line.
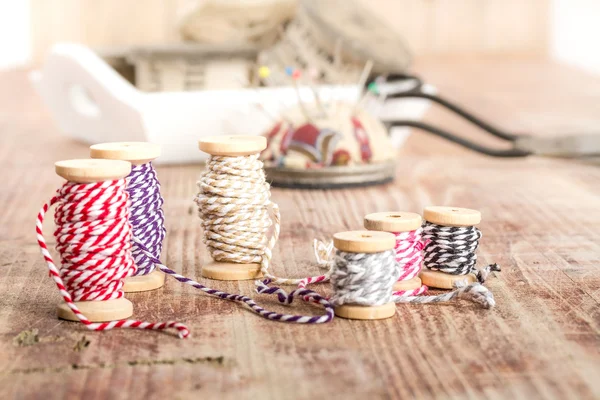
378, 75, 531, 157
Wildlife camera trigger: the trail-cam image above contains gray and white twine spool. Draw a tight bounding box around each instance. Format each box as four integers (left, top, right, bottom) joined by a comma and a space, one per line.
331, 250, 400, 307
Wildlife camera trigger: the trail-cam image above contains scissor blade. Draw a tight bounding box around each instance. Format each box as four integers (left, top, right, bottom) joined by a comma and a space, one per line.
515, 134, 600, 157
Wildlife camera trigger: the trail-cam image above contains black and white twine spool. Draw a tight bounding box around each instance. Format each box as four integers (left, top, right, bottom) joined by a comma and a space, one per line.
422, 222, 500, 284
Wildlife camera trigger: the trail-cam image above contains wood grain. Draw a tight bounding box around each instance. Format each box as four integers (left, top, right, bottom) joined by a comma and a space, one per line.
0, 56, 599, 399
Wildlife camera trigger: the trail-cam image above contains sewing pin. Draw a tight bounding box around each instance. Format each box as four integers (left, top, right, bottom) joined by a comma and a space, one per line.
286, 66, 313, 122
307, 67, 327, 117
353, 60, 374, 114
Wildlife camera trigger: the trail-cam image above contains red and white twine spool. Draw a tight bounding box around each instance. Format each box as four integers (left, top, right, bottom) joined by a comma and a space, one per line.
36, 179, 189, 338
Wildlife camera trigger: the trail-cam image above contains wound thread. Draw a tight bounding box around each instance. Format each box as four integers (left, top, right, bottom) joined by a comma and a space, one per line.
128, 163, 166, 276
187, 153, 334, 323
422, 222, 500, 283
331, 250, 400, 306
195, 154, 275, 268
392, 229, 428, 296
36, 179, 190, 338
196, 154, 331, 286
315, 229, 498, 309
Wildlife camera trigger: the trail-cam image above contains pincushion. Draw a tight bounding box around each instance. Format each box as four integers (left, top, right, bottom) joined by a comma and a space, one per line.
261, 102, 396, 188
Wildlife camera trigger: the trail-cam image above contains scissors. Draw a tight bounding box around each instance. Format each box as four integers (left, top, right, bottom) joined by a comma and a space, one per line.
373, 74, 600, 159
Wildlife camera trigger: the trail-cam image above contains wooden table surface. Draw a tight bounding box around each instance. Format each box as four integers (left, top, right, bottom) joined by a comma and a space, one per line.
1, 57, 599, 400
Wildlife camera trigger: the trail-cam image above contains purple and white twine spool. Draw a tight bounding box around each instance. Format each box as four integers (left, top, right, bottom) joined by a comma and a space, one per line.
127, 163, 166, 276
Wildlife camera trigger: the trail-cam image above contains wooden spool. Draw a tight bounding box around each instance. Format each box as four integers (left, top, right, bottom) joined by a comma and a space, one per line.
332, 230, 397, 320
364, 211, 423, 292
90, 142, 166, 293
90, 141, 161, 165
420, 206, 481, 289
198, 135, 268, 280
54, 159, 134, 322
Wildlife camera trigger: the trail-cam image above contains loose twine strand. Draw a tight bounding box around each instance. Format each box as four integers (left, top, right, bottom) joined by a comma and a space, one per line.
129, 157, 333, 324
36, 180, 190, 338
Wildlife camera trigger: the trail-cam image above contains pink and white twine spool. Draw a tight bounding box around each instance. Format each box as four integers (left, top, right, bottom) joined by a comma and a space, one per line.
392, 228, 428, 296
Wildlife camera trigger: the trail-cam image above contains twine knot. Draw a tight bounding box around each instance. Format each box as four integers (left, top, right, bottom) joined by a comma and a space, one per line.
475, 263, 501, 284
453, 280, 496, 309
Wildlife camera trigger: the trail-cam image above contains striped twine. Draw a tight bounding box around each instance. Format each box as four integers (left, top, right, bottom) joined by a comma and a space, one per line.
127, 163, 166, 276
392, 280, 496, 308
56, 160, 334, 325
194, 154, 335, 322
331, 250, 399, 306
392, 229, 428, 296
195, 154, 329, 286
133, 237, 334, 324
312, 230, 497, 308
422, 222, 500, 283
36, 180, 190, 338
390, 222, 499, 308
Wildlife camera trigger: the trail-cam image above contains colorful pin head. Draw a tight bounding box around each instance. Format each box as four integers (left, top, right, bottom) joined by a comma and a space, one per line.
258, 66, 271, 79
367, 82, 379, 95
285, 66, 302, 80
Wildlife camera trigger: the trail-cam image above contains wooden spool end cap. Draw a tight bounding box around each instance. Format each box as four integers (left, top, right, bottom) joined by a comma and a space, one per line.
55, 159, 131, 183
57, 298, 133, 322
90, 142, 161, 165
333, 230, 396, 253
199, 135, 267, 156
364, 211, 422, 232
335, 303, 396, 320
201, 261, 263, 281
122, 270, 165, 293
420, 269, 477, 290
423, 206, 481, 227
393, 276, 422, 292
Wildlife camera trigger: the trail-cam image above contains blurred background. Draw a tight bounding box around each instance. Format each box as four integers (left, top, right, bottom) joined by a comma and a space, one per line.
0, 0, 598, 73
2, 0, 600, 173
